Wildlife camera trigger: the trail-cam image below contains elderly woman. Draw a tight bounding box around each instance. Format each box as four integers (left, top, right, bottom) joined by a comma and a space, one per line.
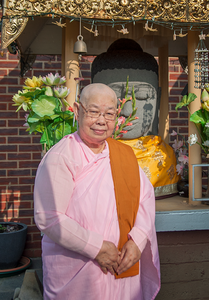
34, 83, 160, 300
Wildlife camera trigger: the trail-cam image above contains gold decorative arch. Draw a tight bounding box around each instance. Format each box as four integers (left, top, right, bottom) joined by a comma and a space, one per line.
2, 0, 209, 49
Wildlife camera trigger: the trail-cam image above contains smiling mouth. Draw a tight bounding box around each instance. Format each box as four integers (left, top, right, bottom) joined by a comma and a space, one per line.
92, 129, 106, 134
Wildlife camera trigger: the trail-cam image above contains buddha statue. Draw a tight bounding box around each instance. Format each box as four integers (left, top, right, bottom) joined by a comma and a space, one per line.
91, 38, 179, 199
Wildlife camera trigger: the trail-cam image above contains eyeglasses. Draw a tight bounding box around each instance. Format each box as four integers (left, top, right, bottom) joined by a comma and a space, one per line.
79, 102, 117, 121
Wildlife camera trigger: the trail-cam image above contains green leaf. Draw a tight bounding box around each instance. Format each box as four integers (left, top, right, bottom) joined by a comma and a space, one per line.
175, 93, 197, 111
31, 95, 59, 117
55, 111, 74, 121
27, 113, 41, 123
205, 126, 209, 138
190, 109, 209, 125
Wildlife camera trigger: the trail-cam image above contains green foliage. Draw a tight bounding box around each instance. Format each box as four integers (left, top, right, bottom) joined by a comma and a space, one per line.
175, 93, 197, 111
12, 74, 77, 152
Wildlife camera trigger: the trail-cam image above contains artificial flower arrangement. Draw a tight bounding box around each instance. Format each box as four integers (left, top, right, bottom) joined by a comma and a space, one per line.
171, 130, 189, 179
174, 90, 209, 180
113, 77, 138, 139
12, 74, 137, 151
12, 73, 77, 152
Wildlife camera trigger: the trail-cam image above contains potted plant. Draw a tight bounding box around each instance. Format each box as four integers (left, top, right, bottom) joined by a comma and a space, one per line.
0, 222, 27, 270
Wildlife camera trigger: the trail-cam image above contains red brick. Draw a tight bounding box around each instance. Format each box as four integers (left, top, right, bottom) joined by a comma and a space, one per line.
169, 112, 178, 118
0, 170, 6, 176
10, 185, 32, 193
8, 86, 23, 93
0, 62, 19, 68
171, 119, 188, 126
0, 145, 17, 152
0, 137, 6, 143
0, 128, 18, 136
180, 112, 188, 118
8, 153, 31, 160
0, 161, 17, 168
170, 73, 188, 81
169, 81, 178, 87
8, 69, 22, 77
0, 78, 18, 85
0, 95, 13, 101
44, 62, 62, 69
15, 218, 32, 225
170, 89, 186, 95
19, 201, 32, 209
32, 153, 42, 160
8, 136, 31, 144
0, 103, 7, 109
19, 177, 36, 185
8, 53, 19, 60
20, 193, 34, 201
0, 153, 6, 160
0, 87, 6, 93
36, 55, 56, 61
27, 225, 41, 233
0, 70, 7, 76
8, 120, 25, 127
0, 120, 6, 126
7, 169, 30, 176
19, 145, 42, 152
0, 111, 18, 118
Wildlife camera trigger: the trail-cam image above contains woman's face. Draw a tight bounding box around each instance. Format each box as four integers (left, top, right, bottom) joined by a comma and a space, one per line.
74, 85, 117, 149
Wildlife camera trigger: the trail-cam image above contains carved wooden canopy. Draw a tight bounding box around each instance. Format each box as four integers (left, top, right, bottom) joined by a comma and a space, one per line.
2, 0, 209, 49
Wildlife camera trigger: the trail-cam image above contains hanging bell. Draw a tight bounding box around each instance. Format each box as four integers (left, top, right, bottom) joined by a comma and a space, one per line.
73, 35, 87, 55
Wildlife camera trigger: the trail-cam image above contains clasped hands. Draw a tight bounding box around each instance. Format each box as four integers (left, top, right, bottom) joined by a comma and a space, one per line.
95, 239, 141, 276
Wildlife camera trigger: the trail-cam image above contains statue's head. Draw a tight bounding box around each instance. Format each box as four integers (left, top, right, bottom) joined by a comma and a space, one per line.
91, 38, 161, 139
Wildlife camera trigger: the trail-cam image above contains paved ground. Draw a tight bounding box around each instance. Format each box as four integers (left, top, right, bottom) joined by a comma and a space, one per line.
0, 258, 43, 300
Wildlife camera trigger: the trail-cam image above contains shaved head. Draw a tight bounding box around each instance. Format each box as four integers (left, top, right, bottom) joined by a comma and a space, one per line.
80, 83, 117, 106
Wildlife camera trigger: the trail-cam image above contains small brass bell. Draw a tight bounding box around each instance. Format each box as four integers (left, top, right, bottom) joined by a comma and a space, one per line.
73, 35, 87, 55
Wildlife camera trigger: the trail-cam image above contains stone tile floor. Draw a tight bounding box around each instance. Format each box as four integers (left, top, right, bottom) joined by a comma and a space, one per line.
0, 258, 43, 300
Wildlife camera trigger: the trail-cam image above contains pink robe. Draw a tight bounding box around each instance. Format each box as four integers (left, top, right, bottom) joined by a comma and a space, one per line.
34, 132, 160, 300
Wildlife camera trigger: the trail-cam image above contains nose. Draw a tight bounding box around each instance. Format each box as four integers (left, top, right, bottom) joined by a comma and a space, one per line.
96, 113, 107, 124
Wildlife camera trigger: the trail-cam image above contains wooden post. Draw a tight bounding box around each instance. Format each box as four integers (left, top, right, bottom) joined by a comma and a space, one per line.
62, 20, 80, 106
188, 31, 202, 204
158, 43, 169, 143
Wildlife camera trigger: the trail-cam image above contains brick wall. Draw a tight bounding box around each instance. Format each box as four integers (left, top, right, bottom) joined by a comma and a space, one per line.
0, 52, 188, 258
156, 231, 209, 300
168, 57, 188, 144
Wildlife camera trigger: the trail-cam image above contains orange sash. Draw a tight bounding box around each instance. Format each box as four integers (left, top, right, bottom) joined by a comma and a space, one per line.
107, 138, 140, 278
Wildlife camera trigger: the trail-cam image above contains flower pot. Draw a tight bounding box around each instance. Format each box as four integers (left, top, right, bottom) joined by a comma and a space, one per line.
0, 222, 27, 270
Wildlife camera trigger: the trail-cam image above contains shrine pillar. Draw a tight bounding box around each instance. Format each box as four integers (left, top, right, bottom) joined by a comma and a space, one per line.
62, 20, 79, 106
188, 31, 202, 204
158, 43, 169, 143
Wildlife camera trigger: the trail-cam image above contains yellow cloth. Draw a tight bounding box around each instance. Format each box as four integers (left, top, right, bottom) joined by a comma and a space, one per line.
118, 135, 180, 198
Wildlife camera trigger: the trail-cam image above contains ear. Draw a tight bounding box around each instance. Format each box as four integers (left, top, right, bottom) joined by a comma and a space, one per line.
73, 102, 79, 121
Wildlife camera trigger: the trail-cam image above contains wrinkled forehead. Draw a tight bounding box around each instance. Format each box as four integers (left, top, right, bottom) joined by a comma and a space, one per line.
108, 82, 156, 100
